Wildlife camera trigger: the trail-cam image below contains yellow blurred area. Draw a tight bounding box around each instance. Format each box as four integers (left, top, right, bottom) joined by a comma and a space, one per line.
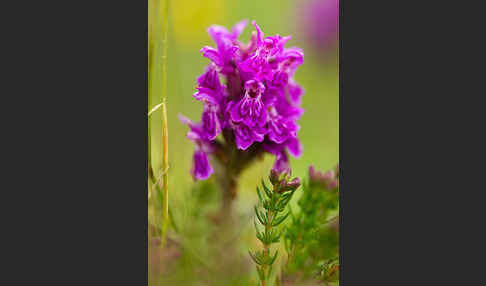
171, 0, 226, 45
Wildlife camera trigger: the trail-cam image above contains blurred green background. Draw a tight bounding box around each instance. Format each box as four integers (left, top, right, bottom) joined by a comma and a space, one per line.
149, 0, 338, 284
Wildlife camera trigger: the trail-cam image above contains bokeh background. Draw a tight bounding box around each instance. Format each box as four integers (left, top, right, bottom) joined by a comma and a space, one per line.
149, 0, 338, 284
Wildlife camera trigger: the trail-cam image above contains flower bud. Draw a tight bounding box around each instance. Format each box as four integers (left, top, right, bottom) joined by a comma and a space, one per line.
283, 177, 301, 192
309, 164, 339, 190
309, 165, 318, 181
322, 170, 335, 182
269, 169, 280, 185
328, 179, 338, 190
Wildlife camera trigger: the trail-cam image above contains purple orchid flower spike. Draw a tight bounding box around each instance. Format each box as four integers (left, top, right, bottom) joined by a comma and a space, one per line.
181, 20, 305, 190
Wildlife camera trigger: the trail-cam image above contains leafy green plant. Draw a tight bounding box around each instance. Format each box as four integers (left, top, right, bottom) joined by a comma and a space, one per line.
249, 169, 301, 286
283, 164, 340, 284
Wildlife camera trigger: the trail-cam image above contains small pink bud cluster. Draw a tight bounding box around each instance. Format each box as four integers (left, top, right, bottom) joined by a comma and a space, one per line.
269, 168, 301, 194
309, 164, 339, 190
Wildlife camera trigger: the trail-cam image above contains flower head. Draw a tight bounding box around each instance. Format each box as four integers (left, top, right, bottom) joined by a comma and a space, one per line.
181, 20, 305, 180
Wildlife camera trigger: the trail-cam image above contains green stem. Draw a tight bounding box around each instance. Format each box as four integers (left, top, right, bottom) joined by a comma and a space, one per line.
148, 0, 154, 169
159, 0, 170, 248
262, 210, 274, 286
148, 168, 178, 232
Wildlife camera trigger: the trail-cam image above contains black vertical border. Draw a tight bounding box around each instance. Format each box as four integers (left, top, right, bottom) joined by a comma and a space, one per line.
7, 0, 147, 283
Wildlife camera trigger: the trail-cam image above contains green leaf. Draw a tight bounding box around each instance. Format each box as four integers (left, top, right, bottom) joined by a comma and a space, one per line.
276, 196, 289, 210
254, 219, 260, 232
249, 250, 263, 266
255, 206, 266, 225
262, 180, 272, 198
256, 230, 265, 244
272, 212, 290, 227
271, 229, 283, 243
256, 186, 264, 203
269, 250, 279, 265
261, 230, 270, 244
277, 191, 295, 209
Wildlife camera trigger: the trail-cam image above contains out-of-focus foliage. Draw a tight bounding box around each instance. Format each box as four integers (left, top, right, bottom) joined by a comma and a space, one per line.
283, 166, 339, 284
